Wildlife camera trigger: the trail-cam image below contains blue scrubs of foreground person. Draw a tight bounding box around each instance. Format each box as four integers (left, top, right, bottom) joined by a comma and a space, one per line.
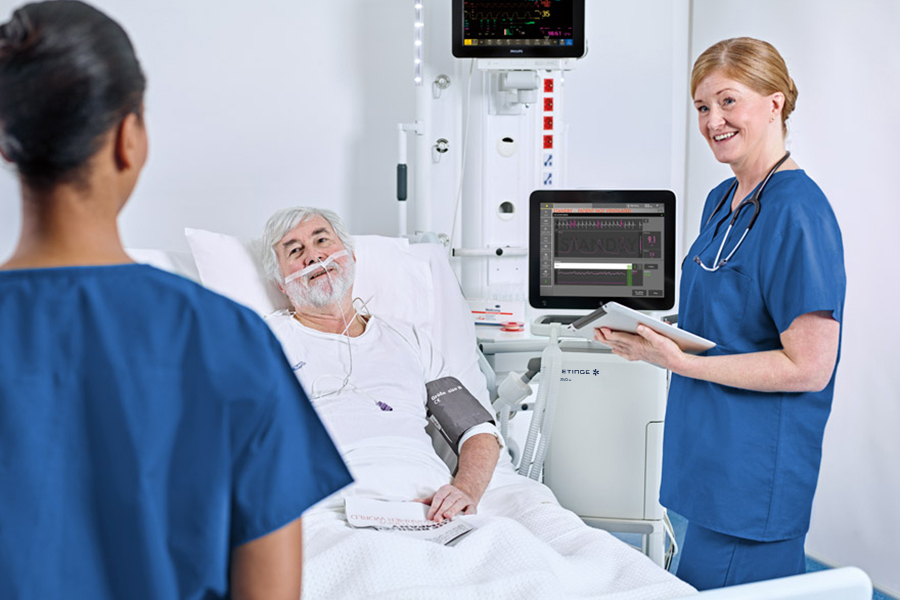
596, 37, 845, 590
0, 3, 352, 599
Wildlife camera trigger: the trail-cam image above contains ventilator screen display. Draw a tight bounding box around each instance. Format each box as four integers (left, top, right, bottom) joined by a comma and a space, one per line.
529, 190, 676, 311
451, 0, 585, 59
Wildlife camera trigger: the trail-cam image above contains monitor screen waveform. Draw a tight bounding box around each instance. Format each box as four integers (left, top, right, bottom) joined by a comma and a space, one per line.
555, 269, 644, 287
555, 217, 646, 230
464, 0, 574, 42
556, 231, 655, 259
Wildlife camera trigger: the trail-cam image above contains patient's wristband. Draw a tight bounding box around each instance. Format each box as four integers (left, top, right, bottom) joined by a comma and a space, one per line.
426, 376, 496, 455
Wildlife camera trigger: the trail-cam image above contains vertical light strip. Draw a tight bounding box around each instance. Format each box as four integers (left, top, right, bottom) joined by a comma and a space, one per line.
413, 2, 424, 85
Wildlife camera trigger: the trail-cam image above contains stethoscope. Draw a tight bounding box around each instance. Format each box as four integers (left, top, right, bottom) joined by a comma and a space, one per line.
693, 151, 791, 272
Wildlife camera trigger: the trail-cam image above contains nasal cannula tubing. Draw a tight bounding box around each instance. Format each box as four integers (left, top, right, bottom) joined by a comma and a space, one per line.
293, 252, 391, 410
284, 249, 350, 284
305, 253, 354, 399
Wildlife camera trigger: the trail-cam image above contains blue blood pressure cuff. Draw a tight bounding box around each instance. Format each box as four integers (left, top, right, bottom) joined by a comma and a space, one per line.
425, 376, 495, 455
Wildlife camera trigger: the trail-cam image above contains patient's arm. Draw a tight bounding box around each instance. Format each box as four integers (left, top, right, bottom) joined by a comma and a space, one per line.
424, 433, 500, 521
231, 517, 303, 600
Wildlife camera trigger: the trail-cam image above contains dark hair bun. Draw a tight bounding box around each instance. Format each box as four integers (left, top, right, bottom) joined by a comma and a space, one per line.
0, 1, 146, 189
0, 9, 33, 58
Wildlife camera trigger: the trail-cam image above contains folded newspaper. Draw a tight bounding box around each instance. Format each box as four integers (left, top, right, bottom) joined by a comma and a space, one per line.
344, 497, 475, 546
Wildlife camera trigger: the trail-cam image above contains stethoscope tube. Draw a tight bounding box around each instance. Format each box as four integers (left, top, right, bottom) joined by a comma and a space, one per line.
694, 151, 791, 272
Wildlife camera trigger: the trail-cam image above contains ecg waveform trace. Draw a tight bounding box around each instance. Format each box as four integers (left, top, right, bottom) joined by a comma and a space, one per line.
556, 231, 642, 259
556, 217, 645, 231
554, 215, 661, 258
464, 1, 573, 39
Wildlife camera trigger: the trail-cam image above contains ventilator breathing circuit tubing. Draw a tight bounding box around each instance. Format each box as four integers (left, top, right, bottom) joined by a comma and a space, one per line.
493, 324, 564, 481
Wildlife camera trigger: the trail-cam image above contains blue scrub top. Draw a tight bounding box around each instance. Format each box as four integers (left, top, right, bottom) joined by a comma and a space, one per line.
0, 264, 352, 599
660, 170, 845, 541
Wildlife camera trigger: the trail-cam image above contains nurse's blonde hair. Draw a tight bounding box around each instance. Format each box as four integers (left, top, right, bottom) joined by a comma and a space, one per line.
691, 37, 798, 136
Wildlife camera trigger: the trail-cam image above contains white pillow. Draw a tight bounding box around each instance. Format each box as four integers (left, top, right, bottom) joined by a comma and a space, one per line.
184, 228, 434, 335
409, 243, 490, 410
127, 248, 201, 282
184, 228, 289, 315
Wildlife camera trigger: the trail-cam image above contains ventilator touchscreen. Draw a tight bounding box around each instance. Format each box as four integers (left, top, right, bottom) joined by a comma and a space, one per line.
529, 190, 676, 311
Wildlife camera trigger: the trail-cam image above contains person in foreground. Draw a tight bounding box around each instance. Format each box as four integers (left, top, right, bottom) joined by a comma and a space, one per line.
261, 207, 502, 521
596, 37, 845, 590
0, 3, 351, 599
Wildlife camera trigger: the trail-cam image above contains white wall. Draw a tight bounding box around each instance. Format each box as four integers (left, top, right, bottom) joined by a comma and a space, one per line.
0, 0, 415, 255
689, 1, 900, 595
567, 0, 691, 274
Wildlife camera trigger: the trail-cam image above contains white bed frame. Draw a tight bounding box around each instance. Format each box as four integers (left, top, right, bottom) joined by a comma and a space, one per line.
681, 567, 872, 600
128, 243, 874, 600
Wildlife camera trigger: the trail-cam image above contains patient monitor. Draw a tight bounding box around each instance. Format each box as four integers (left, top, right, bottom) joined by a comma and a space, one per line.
451, 0, 586, 70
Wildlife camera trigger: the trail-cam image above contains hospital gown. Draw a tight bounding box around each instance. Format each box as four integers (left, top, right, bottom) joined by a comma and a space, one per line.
266, 312, 499, 502
0, 264, 351, 600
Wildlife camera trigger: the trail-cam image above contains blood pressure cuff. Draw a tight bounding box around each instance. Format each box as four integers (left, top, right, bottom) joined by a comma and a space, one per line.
425, 376, 495, 455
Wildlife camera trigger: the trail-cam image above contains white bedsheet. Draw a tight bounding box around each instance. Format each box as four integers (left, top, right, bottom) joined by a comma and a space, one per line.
301, 442, 695, 600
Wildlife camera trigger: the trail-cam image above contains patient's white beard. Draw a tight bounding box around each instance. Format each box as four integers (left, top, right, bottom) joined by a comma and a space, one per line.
285, 257, 356, 310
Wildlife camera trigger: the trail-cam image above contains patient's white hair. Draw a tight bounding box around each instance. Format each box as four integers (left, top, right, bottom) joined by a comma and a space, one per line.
261, 207, 355, 284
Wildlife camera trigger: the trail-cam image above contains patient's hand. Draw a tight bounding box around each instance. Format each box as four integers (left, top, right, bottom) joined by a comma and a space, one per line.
417, 432, 498, 521
418, 484, 477, 521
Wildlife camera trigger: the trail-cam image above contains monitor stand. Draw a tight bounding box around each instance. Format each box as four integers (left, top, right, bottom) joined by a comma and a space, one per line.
531, 314, 583, 337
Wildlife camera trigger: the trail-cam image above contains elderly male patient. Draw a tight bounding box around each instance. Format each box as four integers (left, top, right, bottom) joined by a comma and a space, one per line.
261, 207, 501, 521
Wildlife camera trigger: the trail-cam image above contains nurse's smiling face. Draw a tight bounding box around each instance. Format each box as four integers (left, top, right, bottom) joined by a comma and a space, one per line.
693, 70, 781, 171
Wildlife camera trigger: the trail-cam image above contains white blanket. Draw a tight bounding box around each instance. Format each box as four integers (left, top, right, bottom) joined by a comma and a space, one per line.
302, 475, 695, 600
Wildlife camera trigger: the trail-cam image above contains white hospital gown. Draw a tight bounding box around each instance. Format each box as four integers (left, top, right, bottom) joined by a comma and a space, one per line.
266, 313, 498, 503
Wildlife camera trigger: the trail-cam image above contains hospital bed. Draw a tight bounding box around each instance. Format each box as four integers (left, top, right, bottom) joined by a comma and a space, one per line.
128, 231, 873, 600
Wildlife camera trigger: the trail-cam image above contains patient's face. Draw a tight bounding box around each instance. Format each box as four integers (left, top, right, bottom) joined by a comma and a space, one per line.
276, 216, 355, 309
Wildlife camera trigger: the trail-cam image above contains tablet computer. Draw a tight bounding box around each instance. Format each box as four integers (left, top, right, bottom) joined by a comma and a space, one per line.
567, 301, 716, 354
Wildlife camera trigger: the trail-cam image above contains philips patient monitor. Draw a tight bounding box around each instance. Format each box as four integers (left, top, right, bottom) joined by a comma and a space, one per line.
451, 0, 586, 60
529, 190, 676, 311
